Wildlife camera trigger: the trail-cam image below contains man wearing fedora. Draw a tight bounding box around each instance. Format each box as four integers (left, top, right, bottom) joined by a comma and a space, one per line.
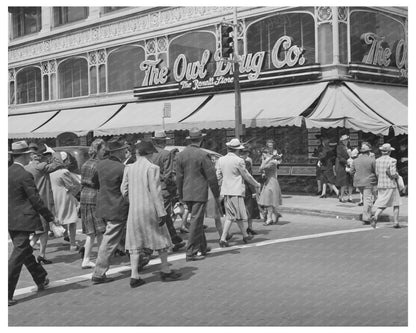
216, 139, 261, 247
176, 127, 220, 261
8, 141, 56, 306
150, 130, 185, 252
350, 142, 377, 225
370, 143, 402, 229
91, 137, 130, 284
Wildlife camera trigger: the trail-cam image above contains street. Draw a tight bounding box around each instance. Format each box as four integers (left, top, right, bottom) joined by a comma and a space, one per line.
8, 213, 407, 326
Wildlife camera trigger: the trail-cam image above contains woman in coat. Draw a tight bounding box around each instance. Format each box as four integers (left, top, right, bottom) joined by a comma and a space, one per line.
335, 134, 353, 202
318, 137, 339, 198
258, 139, 283, 226
50, 152, 81, 251
121, 141, 181, 288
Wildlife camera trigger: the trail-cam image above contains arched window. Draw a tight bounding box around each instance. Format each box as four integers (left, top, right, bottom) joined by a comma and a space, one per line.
107, 45, 145, 92
169, 31, 216, 80
246, 13, 316, 70
16, 67, 42, 104
58, 58, 89, 99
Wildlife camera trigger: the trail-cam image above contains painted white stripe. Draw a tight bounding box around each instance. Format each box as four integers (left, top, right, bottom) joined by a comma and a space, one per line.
13, 225, 391, 297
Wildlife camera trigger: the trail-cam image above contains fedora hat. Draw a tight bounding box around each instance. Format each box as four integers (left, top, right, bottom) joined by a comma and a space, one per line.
226, 138, 245, 150
9, 141, 34, 155
136, 140, 158, 156
152, 130, 170, 140
186, 127, 206, 140
379, 143, 395, 152
339, 134, 349, 141
107, 137, 129, 152
360, 143, 372, 153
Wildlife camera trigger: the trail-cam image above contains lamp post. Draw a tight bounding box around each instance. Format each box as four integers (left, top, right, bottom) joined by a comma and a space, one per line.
233, 7, 243, 139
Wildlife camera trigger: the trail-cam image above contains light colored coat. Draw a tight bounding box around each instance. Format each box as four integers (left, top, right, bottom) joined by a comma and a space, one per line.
50, 168, 81, 225
120, 157, 172, 251
216, 152, 260, 197
375, 155, 399, 189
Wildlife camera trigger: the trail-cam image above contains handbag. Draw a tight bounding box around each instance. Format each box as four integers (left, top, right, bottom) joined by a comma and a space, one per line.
397, 175, 405, 192
50, 222, 65, 238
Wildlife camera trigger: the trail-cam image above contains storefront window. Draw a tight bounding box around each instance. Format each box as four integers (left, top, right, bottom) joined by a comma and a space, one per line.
16, 67, 42, 104
103, 7, 127, 14
53, 7, 88, 27
246, 13, 316, 70
58, 58, 89, 98
107, 45, 145, 92
350, 10, 406, 65
10, 7, 41, 39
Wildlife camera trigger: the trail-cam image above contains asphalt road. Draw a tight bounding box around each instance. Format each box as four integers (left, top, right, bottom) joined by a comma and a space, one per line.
8, 214, 407, 326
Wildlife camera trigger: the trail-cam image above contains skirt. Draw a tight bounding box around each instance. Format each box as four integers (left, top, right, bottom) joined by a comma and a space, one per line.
374, 188, 402, 208
80, 203, 106, 235
258, 177, 282, 209
224, 196, 248, 221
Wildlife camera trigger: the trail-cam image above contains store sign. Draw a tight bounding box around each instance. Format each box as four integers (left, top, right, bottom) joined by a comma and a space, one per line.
361, 32, 408, 77
139, 35, 306, 91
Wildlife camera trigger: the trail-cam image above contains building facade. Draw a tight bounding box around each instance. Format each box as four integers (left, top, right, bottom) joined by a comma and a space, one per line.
8, 6, 408, 192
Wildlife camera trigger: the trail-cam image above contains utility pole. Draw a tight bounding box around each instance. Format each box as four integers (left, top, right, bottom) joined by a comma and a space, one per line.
233, 7, 243, 139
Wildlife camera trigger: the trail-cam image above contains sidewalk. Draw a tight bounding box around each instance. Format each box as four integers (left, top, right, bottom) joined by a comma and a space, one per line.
279, 192, 408, 222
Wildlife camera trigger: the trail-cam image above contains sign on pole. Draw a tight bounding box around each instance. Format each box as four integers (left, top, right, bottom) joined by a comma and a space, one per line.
163, 102, 171, 118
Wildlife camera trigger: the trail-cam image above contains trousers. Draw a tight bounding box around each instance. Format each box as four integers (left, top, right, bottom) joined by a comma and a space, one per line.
8, 230, 47, 300
358, 186, 376, 222
185, 201, 207, 257
163, 199, 183, 244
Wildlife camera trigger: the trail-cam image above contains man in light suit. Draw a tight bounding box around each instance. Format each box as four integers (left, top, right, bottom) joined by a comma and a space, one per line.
216, 139, 261, 247
8, 141, 56, 306
371, 143, 402, 229
176, 128, 220, 261
350, 142, 377, 225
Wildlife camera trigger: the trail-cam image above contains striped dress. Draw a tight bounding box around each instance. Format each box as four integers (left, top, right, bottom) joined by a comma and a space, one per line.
120, 156, 172, 253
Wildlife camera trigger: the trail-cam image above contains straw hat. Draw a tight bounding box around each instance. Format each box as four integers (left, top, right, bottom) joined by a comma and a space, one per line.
226, 138, 245, 150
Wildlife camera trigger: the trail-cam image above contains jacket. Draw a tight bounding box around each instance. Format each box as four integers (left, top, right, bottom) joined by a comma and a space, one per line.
8, 163, 54, 231
375, 155, 399, 189
95, 156, 129, 222
176, 144, 220, 202
150, 147, 176, 198
350, 153, 377, 188
217, 152, 260, 197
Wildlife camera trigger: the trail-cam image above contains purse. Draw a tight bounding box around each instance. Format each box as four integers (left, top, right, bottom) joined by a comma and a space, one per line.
50, 222, 65, 238
397, 175, 405, 192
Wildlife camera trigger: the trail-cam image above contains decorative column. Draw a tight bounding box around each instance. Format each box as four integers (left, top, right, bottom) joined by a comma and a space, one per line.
40, 7, 52, 33
8, 68, 16, 105
332, 6, 340, 65
315, 6, 333, 65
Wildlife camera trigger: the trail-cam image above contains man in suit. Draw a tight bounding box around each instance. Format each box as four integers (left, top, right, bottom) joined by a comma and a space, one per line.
371, 143, 402, 229
216, 139, 260, 247
8, 141, 55, 306
91, 137, 130, 284
176, 128, 220, 261
150, 130, 185, 252
350, 142, 377, 225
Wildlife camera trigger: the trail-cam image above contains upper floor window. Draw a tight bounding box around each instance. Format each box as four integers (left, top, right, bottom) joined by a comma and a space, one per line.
9, 7, 41, 38
103, 7, 127, 14
58, 58, 89, 98
53, 7, 89, 27
16, 67, 42, 104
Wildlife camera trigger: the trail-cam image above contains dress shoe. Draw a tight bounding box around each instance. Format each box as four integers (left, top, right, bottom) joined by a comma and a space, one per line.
8, 299, 17, 306
393, 224, 401, 229
357, 202, 364, 206
246, 228, 258, 235
263, 220, 273, 226
185, 254, 205, 262
63, 236, 70, 242
362, 221, 371, 225
37, 256, 52, 265
37, 278, 50, 291
225, 233, 233, 241
370, 216, 377, 229
114, 249, 126, 256
160, 270, 182, 282
81, 261, 96, 269
200, 247, 211, 256
347, 198, 353, 203
130, 278, 146, 288
79, 246, 85, 258
172, 241, 186, 252
319, 194, 327, 198
219, 240, 229, 248
92, 275, 114, 285
69, 245, 79, 251
243, 235, 253, 244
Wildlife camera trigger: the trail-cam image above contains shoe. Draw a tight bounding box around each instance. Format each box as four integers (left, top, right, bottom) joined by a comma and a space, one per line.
243, 235, 253, 244
69, 245, 79, 251
370, 216, 377, 229
172, 241, 186, 252
219, 240, 229, 248
138, 254, 150, 272
114, 249, 126, 256
246, 228, 258, 235
316, 191, 322, 196
362, 221, 370, 225
185, 254, 205, 261
160, 270, 182, 282
37, 256, 52, 265
92, 275, 115, 285
81, 261, 96, 269
79, 246, 85, 258
8, 299, 17, 306
130, 278, 146, 288
347, 199, 353, 203
225, 233, 233, 241
200, 247, 211, 256
37, 278, 49, 291
179, 227, 189, 234
203, 225, 208, 229
319, 194, 327, 198
263, 220, 273, 226
358, 202, 364, 206
63, 236, 70, 242
393, 224, 401, 229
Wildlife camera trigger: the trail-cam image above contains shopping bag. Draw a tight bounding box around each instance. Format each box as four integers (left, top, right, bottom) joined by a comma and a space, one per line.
397, 175, 405, 192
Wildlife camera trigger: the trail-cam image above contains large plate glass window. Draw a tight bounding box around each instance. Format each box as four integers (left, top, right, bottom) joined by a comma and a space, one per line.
16, 67, 42, 104
58, 58, 89, 98
10, 7, 41, 38
53, 7, 89, 27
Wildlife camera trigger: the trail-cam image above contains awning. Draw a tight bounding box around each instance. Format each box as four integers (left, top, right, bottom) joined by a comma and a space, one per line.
31, 104, 123, 138
344, 82, 408, 135
8, 111, 58, 139
176, 82, 328, 130
305, 83, 393, 135
94, 96, 210, 136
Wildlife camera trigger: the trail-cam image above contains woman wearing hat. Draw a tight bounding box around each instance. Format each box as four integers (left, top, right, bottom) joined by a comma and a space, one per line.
335, 134, 354, 202
258, 139, 283, 225
121, 140, 181, 287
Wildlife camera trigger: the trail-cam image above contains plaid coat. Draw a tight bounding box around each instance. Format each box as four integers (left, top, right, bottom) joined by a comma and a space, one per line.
375, 155, 398, 189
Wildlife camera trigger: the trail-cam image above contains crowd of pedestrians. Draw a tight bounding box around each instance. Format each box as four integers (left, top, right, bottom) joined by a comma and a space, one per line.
8, 129, 406, 305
